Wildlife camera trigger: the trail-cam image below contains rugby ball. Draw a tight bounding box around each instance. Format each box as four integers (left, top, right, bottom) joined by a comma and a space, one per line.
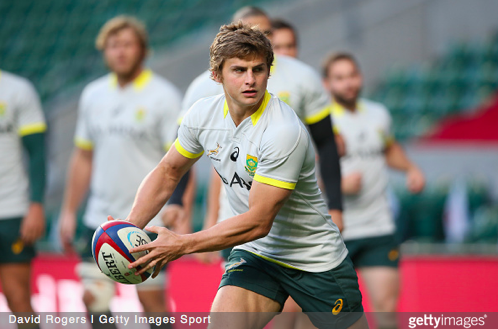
92, 220, 154, 284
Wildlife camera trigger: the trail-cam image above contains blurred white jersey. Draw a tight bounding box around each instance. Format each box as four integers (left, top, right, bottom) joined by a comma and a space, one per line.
75, 70, 182, 229
176, 92, 347, 272
0, 70, 46, 219
331, 99, 395, 240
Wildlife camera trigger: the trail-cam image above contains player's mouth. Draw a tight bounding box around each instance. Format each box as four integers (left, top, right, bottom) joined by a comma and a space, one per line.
242, 90, 258, 97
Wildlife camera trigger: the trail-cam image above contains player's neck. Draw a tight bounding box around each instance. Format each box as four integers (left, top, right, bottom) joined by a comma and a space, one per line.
115, 66, 144, 88
225, 94, 264, 127
335, 98, 358, 112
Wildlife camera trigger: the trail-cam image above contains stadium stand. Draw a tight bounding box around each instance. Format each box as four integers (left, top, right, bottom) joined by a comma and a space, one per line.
0, 0, 283, 104
370, 32, 498, 142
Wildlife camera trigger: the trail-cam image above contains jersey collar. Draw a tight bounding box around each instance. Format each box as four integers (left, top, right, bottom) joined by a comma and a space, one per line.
223, 90, 271, 126
331, 99, 364, 116
109, 69, 153, 91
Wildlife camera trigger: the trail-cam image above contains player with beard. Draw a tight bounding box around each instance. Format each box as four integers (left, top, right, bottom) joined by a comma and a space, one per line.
59, 16, 183, 329
323, 52, 425, 329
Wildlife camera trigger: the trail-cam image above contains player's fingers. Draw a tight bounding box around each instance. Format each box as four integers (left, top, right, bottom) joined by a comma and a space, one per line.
129, 242, 155, 254
135, 258, 159, 275
152, 262, 163, 278
128, 248, 157, 268
144, 225, 161, 234
107, 215, 115, 221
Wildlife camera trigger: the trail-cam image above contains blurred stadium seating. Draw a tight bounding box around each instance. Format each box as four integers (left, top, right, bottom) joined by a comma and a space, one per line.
369, 33, 498, 141
0, 0, 283, 104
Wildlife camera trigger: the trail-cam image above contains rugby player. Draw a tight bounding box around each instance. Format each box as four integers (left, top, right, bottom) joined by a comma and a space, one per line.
59, 16, 183, 328
123, 22, 368, 329
323, 52, 425, 329
0, 69, 46, 329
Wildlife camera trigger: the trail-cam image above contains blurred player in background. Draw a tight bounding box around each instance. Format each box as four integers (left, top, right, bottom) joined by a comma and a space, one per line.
270, 18, 298, 58
323, 52, 425, 329
124, 22, 368, 329
0, 70, 46, 329
58, 16, 183, 328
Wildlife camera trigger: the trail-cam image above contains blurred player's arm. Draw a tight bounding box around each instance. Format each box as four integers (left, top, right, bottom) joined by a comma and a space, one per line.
130, 180, 292, 277
307, 116, 344, 231
20, 131, 47, 245
385, 141, 425, 193
59, 147, 93, 249
16, 81, 47, 245
126, 143, 199, 230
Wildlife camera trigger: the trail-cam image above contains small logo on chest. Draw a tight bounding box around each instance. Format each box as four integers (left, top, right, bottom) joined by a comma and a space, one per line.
245, 155, 258, 177
207, 143, 222, 156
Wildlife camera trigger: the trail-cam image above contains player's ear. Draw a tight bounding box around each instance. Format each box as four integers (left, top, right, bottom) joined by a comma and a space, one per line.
212, 71, 223, 84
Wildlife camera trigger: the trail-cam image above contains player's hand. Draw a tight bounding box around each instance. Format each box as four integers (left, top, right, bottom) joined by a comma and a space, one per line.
194, 251, 221, 265
21, 203, 46, 246
59, 209, 77, 252
342, 172, 362, 195
328, 209, 344, 232
162, 204, 186, 228
406, 166, 425, 194
128, 225, 186, 278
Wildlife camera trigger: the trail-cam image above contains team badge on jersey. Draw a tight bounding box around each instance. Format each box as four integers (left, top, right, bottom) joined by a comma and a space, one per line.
245, 155, 258, 177
277, 91, 291, 105
135, 108, 147, 122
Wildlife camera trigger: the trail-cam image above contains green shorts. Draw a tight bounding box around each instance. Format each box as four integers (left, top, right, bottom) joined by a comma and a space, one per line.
0, 217, 36, 264
220, 250, 364, 329
344, 234, 400, 268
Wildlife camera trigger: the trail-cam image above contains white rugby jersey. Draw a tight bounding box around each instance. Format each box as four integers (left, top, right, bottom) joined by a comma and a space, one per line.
180, 55, 331, 125
181, 55, 332, 223
331, 99, 395, 240
0, 70, 46, 219
176, 92, 347, 272
75, 70, 182, 229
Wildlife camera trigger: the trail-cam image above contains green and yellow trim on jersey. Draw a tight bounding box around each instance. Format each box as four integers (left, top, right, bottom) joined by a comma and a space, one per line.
75, 137, 93, 150
253, 173, 296, 190
174, 138, 204, 159
304, 104, 332, 125
110, 69, 153, 91
18, 122, 47, 136
223, 91, 271, 126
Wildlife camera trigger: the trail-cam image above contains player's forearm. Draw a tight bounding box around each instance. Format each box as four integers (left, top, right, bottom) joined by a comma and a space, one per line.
22, 132, 46, 204
385, 142, 417, 172
309, 118, 343, 210
182, 211, 272, 255
61, 148, 92, 213
128, 162, 183, 229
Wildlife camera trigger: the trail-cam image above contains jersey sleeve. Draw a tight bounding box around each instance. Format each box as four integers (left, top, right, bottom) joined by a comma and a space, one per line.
378, 103, 394, 147
175, 109, 204, 159
253, 125, 308, 190
74, 88, 94, 150
16, 81, 46, 136
301, 69, 332, 125
159, 86, 183, 151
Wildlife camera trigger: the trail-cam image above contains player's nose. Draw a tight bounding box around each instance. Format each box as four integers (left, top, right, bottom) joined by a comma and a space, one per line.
245, 70, 256, 85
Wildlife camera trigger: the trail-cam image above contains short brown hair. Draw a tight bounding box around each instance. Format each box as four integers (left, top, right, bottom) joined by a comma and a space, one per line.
322, 52, 360, 78
209, 21, 274, 80
95, 15, 148, 51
